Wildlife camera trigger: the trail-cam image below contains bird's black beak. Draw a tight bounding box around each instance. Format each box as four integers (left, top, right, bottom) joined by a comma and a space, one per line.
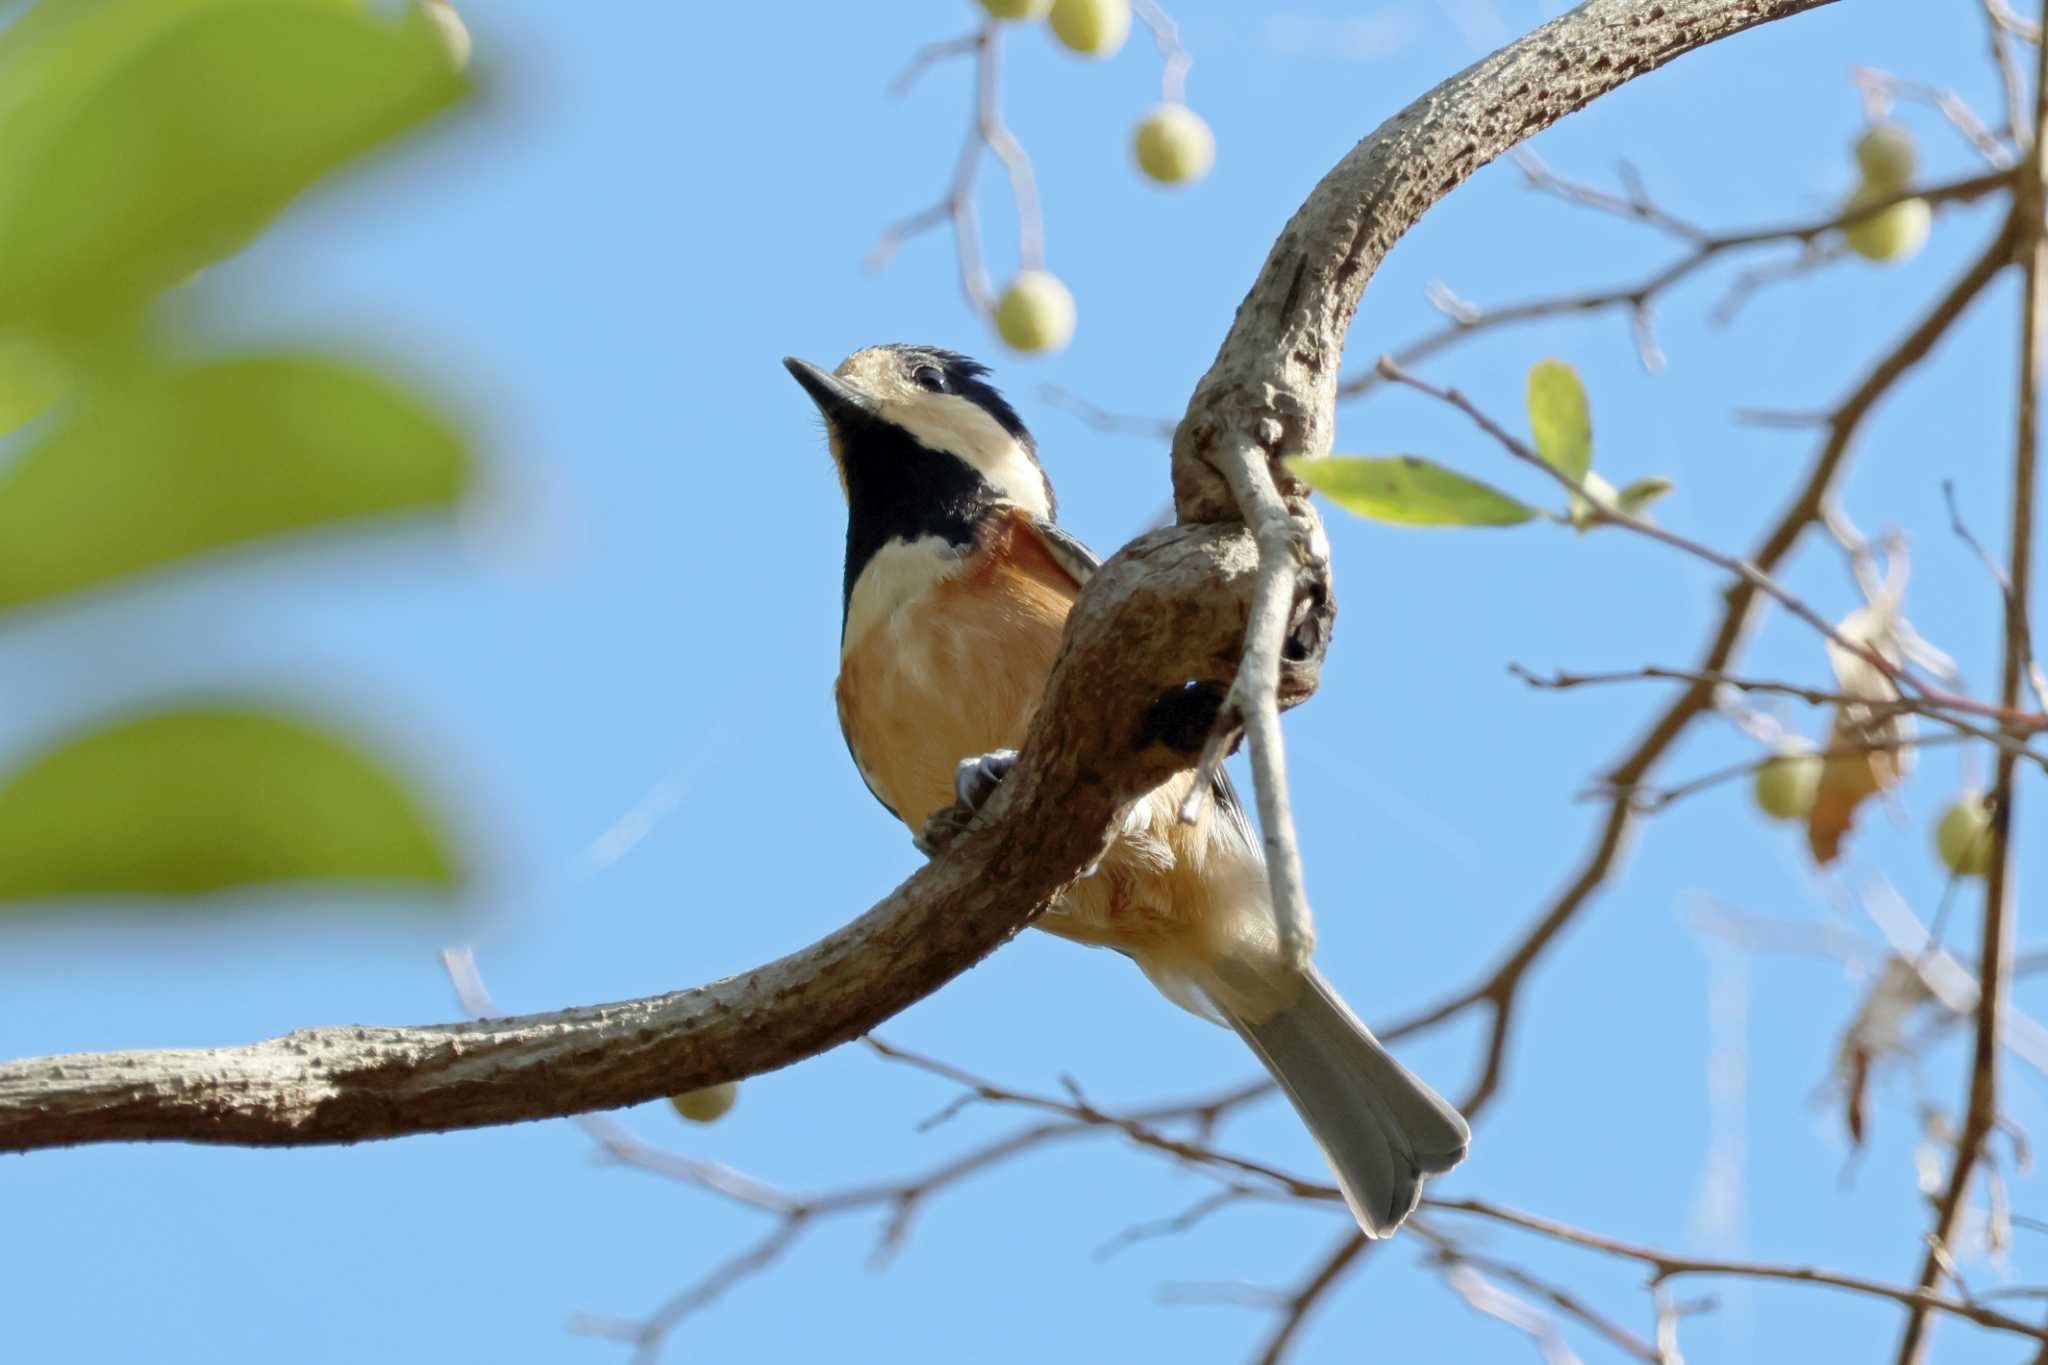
783, 356, 876, 425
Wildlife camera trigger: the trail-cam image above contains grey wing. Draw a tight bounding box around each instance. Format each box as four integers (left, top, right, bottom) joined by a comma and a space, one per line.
1028, 518, 1257, 854
1209, 767, 1262, 860
1027, 517, 1102, 589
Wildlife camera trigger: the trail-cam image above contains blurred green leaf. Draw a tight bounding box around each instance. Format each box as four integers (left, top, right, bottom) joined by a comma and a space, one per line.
0, 332, 68, 434
1615, 475, 1674, 517
1289, 455, 1539, 527
0, 706, 460, 901
1526, 359, 1592, 484
0, 0, 466, 327
0, 351, 470, 612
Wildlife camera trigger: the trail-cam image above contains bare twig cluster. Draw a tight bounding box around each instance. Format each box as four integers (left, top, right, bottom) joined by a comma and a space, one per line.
541, 996, 2048, 1365
867, 22, 1037, 313
1339, 165, 2010, 401
866, 3, 1191, 316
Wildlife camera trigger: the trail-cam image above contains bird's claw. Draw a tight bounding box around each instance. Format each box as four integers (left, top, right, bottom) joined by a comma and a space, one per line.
915, 749, 1019, 857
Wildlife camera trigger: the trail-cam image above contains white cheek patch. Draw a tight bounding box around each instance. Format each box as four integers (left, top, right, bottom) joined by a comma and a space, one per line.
882, 393, 1051, 520
843, 535, 967, 656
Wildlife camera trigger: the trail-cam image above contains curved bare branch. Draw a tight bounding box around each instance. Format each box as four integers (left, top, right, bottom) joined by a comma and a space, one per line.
0, 0, 1837, 1154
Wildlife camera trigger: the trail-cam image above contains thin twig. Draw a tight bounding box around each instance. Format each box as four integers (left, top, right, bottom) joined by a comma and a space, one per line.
1133, 0, 1191, 104
974, 26, 1044, 272
866, 23, 1046, 307
1378, 356, 2048, 741
1944, 479, 2048, 713
1411, 1219, 1662, 1363
1252, 1232, 1370, 1365
864, 1037, 1329, 1197
1851, 67, 2014, 167
1514, 149, 1709, 242
865, 35, 995, 310
1893, 21, 2048, 1361
1337, 169, 2010, 399
1368, 220, 2016, 1121
887, 31, 979, 98
1711, 240, 1844, 326
1094, 1187, 1266, 1260
1212, 442, 1316, 969
1039, 382, 1177, 439
1986, 0, 2034, 140
1509, 663, 2048, 769
1429, 1198, 2048, 1343
1595, 733, 1973, 814
1988, 0, 2043, 40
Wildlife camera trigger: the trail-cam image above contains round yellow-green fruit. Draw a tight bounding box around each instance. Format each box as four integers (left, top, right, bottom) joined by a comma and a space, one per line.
1935, 795, 1995, 878
1855, 123, 1915, 193
994, 270, 1077, 353
1843, 185, 1931, 264
419, 0, 470, 70
1049, 0, 1130, 56
669, 1082, 740, 1123
980, 0, 1054, 19
1752, 749, 1822, 822
1134, 104, 1215, 185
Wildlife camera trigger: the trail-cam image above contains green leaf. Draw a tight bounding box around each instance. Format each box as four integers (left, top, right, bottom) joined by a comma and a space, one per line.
1289, 455, 1539, 528
0, 351, 471, 612
1615, 475, 1674, 517
1526, 359, 1592, 484
0, 332, 69, 435
0, 707, 460, 901
0, 0, 467, 327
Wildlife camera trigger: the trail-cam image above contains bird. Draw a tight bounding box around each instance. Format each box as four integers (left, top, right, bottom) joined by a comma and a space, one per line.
784, 343, 1469, 1236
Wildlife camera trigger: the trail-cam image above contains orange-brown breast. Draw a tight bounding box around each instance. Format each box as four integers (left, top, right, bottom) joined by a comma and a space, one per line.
836, 511, 1079, 834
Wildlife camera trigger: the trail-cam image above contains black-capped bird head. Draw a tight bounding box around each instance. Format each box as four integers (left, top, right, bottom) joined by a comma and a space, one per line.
784, 344, 1053, 519
785, 344, 1056, 613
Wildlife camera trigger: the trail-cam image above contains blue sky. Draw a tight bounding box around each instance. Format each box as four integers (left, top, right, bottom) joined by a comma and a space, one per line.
2, 1, 2038, 1361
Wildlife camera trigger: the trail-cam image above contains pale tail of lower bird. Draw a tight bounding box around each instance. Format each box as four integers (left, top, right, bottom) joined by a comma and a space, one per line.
1212, 967, 1470, 1237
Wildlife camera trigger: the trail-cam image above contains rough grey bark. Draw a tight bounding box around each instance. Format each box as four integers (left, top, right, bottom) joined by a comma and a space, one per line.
0, 0, 1836, 1153
2, 527, 1274, 1147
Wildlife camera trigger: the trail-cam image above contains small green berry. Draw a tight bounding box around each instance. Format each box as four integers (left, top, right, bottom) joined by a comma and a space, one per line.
1753, 749, 1823, 822
1855, 123, 1915, 192
979, 0, 1054, 19
1049, 0, 1130, 55
1934, 795, 1995, 879
1843, 184, 1931, 264
669, 1081, 740, 1123
994, 270, 1077, 353
1134, 104, 1215, 186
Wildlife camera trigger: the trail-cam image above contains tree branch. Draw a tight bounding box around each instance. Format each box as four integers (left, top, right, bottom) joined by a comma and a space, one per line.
0, 527, 1277, 1150
0, 0, 1843, 1155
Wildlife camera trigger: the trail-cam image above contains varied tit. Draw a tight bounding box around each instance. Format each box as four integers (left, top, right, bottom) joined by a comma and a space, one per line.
784, 344, 1468, 1236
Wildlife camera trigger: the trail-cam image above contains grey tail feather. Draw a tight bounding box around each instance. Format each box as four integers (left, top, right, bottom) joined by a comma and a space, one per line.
1212, 966, 1470, 1238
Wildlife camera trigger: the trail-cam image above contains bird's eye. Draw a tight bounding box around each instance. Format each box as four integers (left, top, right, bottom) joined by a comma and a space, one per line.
912, 364, 947, 393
